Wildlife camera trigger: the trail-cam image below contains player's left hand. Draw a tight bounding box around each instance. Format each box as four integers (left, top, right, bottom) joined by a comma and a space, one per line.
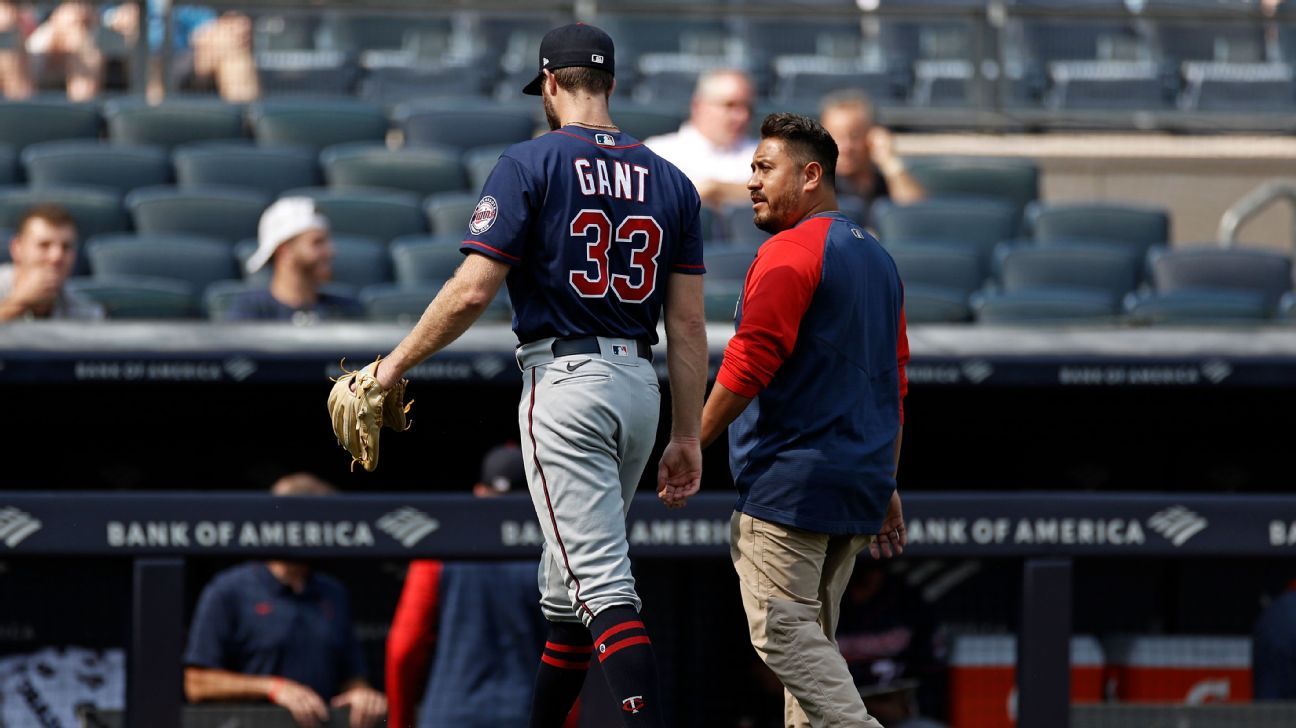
657, 436, 702, 509
331, 685, 387, 728
869, 490, 906, 559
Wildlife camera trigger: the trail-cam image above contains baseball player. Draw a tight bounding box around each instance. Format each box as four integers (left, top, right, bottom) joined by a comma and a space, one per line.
359, 23, 707, 728
661, 113, 909, 727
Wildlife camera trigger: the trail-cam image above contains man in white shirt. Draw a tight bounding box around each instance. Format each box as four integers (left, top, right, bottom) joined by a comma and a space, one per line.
645, 69, 759, 209
0, 203, 103, 322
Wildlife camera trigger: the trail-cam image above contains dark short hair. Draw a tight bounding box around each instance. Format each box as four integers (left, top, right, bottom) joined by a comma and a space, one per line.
16, 203, 76, 236
553, 66, 614, 96
759, 112, 838, 181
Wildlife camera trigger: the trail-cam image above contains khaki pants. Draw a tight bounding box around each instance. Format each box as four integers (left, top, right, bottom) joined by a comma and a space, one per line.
731, 511, 885, 728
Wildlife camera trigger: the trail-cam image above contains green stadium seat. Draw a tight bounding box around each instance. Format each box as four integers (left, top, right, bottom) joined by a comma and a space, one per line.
320, 143, 467, 197
86, 235, 238, 290
423, 192, 479, 236
126, 186, 269, 242
22, 141, 171, 195
103, 99, 246, 149
973, 289, 1122, 323
705, 248, 757, 283
703, 281, 742, 322
463, 145, 507, 194
1026, 202, 1170, 263
279, 187, 426, 242
390, 236, 466, 284
0, 185, 129, 240
1123, 247, 1294, 321
889, 245, 984, 323
1125, 289, 1272, 324
0, 100, 100, 149
996, 244, 1140, 307
0, 144, 18, 186
906, 156, 1040, 226
249, 100, 389, 150
361, 282, 509, 323
394, 104, 538, 152
173, 144, 320, 197
874, 199, 1020, 271
65, 275, 198, 319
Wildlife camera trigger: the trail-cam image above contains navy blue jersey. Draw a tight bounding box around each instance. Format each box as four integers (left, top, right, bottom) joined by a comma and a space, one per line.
461, 125, 705, 344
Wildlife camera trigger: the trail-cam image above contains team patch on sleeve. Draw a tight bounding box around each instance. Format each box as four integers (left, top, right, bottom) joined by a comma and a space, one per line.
469, 196, 499, 235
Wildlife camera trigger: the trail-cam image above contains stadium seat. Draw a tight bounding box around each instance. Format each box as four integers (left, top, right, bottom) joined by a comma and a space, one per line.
358, 66, 492, 105
705, 248, 757, 283
973, 289, 1122, 323
249, 100, 389, 150
103, 99, 246, 149
1026, 202, 1170, 256
1047, 61, 1171, 110
771, 58, 906, 105
1181, 62, 1296, 112
0, 144, 16, 186
281, 187, 426, 242
204, 279, 261, 321
888, 246, 984, 323
913, 60, 972, 108
64, 275, 198, 319
173, 144, 321, 197
320, 143, 467, 197
633, 70, 706, 104
0, 100, 100, 149
1281, 292, 1296, 321
394, 104, 538, 153
1155, 18, 1265, 64
874, 199, 1019, 269
994, 244, 1141, 307
1125, 289, 1272, 323
126, 186, 269, 242
255, 51, 361, 97
423, 192, 479, 236
464, 145, 507, 194
86, 235, 237, 290
906, 157, 1040, 225
1147, 247, 1293, 312
613, 105, 686, 140
703, 281, 742, 322
21, 141, 171, 195
360, 283, 442, 322
720, 205, 767, 246
0, 186, 129, 241
390, 236, 466, 284
330, 237, 393, 288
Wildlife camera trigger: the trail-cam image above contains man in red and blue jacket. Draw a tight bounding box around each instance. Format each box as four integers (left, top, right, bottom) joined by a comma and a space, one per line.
660, 113, 909, 727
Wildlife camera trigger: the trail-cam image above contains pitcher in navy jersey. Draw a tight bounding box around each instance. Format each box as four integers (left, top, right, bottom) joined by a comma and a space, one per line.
662, 114, 910, 727
369, 23, 708, 728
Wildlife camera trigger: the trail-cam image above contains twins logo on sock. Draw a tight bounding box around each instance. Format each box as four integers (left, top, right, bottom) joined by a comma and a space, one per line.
621, 696, 645, 714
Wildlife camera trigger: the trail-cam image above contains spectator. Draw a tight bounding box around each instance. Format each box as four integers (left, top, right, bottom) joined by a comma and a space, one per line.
386, 443, 580, 728
0, 2, 36, 99
644, 69, 759, 208
104, 0, 258, 103
183, 473, 387, 728
22, 0, 103, 101
1254, 580, 1296, 699
226, 197, 363, 323
0, 203, 103, 321
819, 90, 925, 221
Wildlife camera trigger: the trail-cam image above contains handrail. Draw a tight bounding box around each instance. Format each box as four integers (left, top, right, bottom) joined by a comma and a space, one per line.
1217, 179, 1296, 252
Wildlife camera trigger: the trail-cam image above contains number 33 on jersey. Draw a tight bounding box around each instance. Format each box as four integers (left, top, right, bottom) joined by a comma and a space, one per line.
460, 126, 706, 345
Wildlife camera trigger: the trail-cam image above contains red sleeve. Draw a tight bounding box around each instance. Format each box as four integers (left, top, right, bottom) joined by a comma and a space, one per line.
716, 235, 823, 398
897, 305, 909, 424
386, 560, 443, 728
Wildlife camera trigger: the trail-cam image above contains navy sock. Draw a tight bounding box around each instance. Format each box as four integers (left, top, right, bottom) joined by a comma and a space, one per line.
590, 606, 665, 727
530, 620, 591, 728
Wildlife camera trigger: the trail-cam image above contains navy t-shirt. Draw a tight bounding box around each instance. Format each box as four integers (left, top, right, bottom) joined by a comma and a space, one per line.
224, 290, 364, 323
460, 124, 706, 345
184, 562, 367, 699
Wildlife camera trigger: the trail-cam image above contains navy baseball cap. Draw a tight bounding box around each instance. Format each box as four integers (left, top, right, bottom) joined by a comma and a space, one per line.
522, 23, 615, 96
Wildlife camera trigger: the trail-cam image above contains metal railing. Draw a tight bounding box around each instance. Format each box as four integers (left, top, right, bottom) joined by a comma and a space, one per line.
1218, 180, 1296, 253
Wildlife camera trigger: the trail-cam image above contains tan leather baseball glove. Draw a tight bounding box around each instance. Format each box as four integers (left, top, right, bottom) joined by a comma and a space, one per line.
328, 357, 412, 472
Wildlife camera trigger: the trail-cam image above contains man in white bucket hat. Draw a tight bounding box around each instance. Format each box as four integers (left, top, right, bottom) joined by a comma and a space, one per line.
227, 197, 363, 323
